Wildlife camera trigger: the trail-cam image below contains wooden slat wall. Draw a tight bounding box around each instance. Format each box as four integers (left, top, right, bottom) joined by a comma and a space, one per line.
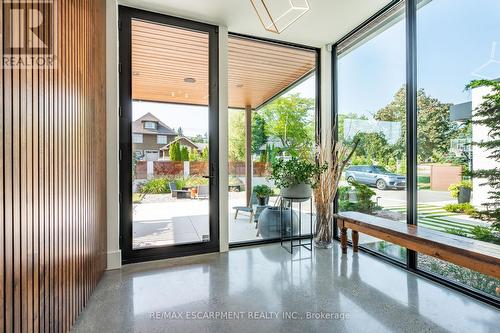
1, 0, 107, 332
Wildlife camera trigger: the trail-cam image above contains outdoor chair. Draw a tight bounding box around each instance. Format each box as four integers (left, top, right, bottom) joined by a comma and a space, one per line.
195, 185, 209, 199
169, 182, 190, 199
233, 191, 270, 223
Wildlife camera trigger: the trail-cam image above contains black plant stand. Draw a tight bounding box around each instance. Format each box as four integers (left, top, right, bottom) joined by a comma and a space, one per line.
280, 196, 313, 254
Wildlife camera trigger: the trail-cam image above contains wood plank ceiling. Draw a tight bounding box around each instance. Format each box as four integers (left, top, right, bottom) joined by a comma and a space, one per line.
131, 20, 316, 109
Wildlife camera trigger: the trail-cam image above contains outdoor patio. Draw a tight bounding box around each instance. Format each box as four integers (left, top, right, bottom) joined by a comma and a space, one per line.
133, 191, 316, 248
133, 185, 491, 249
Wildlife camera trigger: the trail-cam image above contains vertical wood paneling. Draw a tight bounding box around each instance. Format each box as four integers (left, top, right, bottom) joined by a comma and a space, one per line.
1, 0, 107, 331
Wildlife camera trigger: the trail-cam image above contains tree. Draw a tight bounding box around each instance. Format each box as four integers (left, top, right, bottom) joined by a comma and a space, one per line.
189, 147, 201, 161
352, 132, 392, 166
201, 146, 209, 161
260, 94, 315, 159
228, 110, 246, 161
180, 146, 189, 161
466, 80, 500, 227
169, 141, 181, 161
177, 127, 184, 136
375, 86, 465, 163
252, 113, 268, 154
190, 134, 207, 143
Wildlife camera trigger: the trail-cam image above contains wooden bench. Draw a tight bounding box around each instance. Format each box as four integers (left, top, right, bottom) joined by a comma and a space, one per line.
334, 211, 500, 279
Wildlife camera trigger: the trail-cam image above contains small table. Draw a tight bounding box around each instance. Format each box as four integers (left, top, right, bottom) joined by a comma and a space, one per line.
280, 196, 313, 254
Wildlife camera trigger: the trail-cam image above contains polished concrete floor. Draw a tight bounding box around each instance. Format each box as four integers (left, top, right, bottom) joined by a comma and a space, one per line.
72, 243, 499, 333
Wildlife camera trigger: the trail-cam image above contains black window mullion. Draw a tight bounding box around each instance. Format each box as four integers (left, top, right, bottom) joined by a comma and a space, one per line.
405, 0, 418, 269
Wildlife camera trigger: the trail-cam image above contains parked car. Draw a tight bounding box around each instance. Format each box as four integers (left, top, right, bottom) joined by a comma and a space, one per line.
345, 165, 406, 190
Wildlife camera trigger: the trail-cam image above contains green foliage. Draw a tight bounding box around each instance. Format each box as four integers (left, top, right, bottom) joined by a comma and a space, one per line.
466, 80, 500, 226
338, 180, 380, 213
201, 146, 209, 161
448, 180, 473, 199
189, 133, 207, 143
374, 86, 466, 164
253, 184, 273, 198
444, 228, 468, 237
139, 178, 170, 194
269, 157, 326, 189
443, 202, 476, 215
169, 141, 182, 161
470, 226, 500, 245
228, 110, 246, 162
252, 113, 268, 154
260, 94, 315, 159
352, 132, 392, 166
228, 95, 315, 161
189, 148, 201, 161
138, 176, 208, 194
180, 146, 189, 161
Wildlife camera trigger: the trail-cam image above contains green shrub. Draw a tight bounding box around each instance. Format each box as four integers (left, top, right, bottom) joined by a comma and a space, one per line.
443, 202, 476, 215
338, 180, 380, 213
175, 176, 208, 189
139, 178, 170, 194
139, 176, 208, 194
181, 146, 189, 161
270, 157, 326, 189
448, 180, 472, 199
253, 184, 273, 198
470, 226, 500, 245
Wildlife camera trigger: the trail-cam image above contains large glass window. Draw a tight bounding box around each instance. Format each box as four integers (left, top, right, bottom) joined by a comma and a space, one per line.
337, 3, 407, 262
227, 35, 318, 244
416, 0, 500, 299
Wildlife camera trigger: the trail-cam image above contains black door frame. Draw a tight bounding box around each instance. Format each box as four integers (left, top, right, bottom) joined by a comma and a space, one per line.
118, 6, 220, 264
331, 0, 499, 308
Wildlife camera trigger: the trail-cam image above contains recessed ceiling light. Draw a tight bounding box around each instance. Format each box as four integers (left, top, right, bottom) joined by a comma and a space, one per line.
184, 77, 196, 83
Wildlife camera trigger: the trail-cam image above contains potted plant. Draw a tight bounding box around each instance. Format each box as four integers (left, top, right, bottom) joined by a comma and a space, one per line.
269, 157, 326, 199
253, 184, 273, 206
313, 135, 358, 248
449, 180, 472, 204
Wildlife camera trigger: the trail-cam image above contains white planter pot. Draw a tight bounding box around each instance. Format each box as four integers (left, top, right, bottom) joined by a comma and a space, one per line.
280, 183, 312, 200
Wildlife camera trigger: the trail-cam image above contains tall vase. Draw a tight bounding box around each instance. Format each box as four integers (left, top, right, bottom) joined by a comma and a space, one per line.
314, 208, 333, 249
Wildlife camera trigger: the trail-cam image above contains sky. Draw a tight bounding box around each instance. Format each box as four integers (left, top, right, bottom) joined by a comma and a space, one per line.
338, 0, 500, 117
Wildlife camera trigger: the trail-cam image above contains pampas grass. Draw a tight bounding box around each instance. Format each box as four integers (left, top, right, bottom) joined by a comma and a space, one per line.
314, 134, 358, 246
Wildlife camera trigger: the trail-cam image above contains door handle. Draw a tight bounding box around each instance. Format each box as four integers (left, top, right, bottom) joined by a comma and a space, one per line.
202, 175, 214, 179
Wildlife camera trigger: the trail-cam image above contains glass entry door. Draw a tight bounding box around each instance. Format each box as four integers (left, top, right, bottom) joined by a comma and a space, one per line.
119, 7, 219, 263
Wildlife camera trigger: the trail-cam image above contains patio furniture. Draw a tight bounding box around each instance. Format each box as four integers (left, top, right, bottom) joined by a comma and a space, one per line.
195, 185, 209, 199
279, 196, 313, 253
335, 211, 500, 279
233, 191, 260, 223
169, 182, 190, 199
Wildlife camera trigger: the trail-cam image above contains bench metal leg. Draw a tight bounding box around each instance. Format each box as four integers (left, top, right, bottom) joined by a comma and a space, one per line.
341, 227, 348, 254
352, 230, 359, 252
